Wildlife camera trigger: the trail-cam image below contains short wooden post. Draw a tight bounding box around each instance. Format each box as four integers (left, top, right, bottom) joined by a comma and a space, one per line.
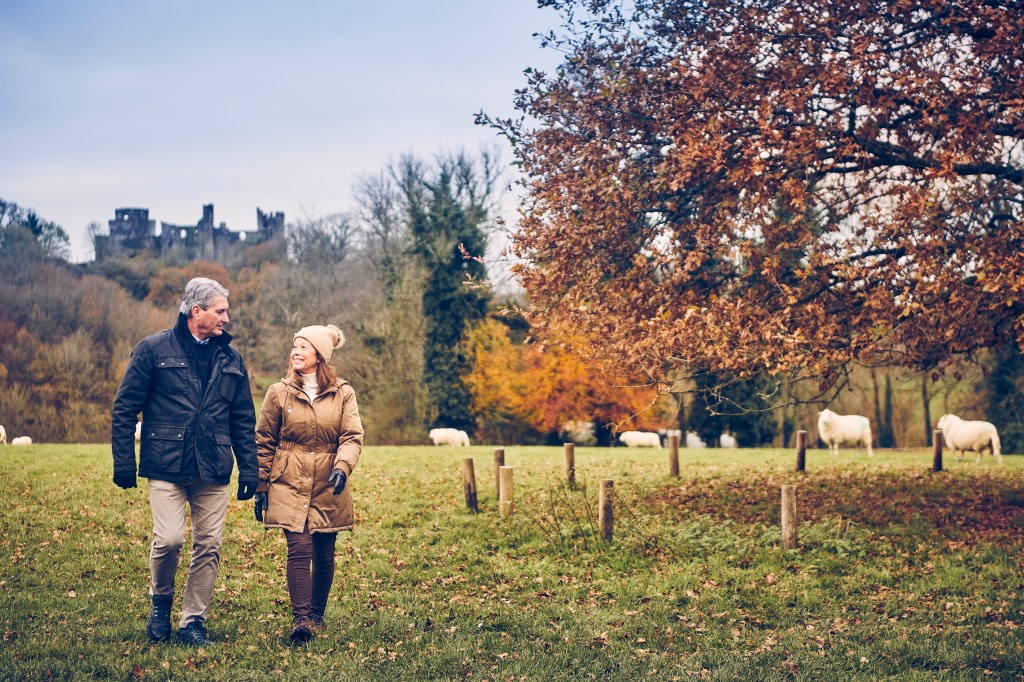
796, 430, 807, 472
564, 443, 576, 487
668, 433, 680, 478
933, 430, 943, 472
499, 466, 514, 517
461, 457, 478, 512
494, 448, 505, 498
781, 485, 798, 550
598, 479, 614, 541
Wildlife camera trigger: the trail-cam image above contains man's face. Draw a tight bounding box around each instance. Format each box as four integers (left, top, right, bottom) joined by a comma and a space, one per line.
190, 295, 230, 340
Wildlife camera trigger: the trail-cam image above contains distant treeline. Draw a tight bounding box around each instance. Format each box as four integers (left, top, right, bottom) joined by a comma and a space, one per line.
2, 170, 1022, 449
0, 154, 675, 445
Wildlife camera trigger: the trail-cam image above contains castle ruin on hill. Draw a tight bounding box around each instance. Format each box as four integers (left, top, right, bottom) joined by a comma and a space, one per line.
93, 204, 284, 262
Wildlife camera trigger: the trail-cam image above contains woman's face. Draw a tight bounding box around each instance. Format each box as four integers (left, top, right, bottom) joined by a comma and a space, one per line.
291, 337, 319, 375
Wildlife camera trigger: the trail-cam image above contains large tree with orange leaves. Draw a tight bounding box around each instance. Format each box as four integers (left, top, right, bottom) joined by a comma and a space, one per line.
489, 0, 1024, 401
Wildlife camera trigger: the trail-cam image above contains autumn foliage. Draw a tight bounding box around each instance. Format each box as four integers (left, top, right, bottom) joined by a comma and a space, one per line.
146, 262, 234, 309
465, 318, 673, 443
493, 0, 1024, 398
0, 258, 167, 442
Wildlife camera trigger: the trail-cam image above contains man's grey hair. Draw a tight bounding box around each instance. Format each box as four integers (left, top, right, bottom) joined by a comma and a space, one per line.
179, 277, 230, 318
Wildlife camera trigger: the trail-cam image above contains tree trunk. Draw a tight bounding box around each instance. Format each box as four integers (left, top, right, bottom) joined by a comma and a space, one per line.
922, 373, 933, 447
871, 368, 882, 448
882, 375, 895, 448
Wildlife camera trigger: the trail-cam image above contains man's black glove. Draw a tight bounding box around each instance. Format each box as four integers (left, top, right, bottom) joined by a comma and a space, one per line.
254, 491, 268, 522
328, 468, 347, 495
237, 480, 257, 501
113, 470, 137, 489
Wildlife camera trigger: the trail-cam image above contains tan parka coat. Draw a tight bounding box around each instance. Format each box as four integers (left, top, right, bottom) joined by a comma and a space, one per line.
255, 376, 364, 533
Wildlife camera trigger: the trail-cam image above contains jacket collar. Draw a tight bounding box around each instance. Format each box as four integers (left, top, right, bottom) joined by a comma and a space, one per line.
281, 375, 346, 396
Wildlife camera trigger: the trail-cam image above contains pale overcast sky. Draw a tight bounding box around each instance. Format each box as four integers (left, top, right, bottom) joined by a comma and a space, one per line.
0, 1, 562, 261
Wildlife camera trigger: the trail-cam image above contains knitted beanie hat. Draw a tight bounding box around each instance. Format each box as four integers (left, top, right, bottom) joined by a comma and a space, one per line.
294, 324, 345, 363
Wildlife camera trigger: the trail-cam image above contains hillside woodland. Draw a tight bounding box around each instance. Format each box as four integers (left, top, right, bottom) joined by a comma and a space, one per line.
2, 134, 1021, 449
0, 156, 674, 445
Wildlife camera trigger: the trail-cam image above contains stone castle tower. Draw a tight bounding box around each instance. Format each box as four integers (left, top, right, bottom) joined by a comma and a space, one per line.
94, 204, 284, 262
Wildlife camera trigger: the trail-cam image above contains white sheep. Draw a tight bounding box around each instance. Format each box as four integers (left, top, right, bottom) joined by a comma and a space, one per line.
619, 431, 662, 448
0, 424, 6, 445
560, 420, 597, 446
135, 422, 142, 442
936, 414, 1002, 463
658, 428, 682, 447
685, 431, 706, 449
720, 432, 737, 449
11, 436, 32, 446
428, 427, 471, 447
817, 409, 873, 457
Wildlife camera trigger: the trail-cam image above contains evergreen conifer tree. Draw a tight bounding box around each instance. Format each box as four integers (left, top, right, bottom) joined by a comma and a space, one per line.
408, 163, 490, 435
688, 372, 777, 447
987, 347, 1024, 455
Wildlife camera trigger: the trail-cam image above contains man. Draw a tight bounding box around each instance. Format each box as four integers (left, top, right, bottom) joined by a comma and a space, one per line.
111, 277, 257, 646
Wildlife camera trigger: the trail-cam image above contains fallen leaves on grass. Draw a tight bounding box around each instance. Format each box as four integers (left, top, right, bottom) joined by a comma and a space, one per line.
648, 470, 1024, 544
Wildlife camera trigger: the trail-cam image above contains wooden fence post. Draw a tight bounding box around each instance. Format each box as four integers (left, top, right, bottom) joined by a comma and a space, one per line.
564, 443, 576, 487
933, 430, 943, 472
499, 466, 514, 517
461, 457, 478, 512
669, 433, 680, 478
796, 430, 807, 472
494, 448, 505, 498
781, 485, 798, 550
598, 479, 614, 541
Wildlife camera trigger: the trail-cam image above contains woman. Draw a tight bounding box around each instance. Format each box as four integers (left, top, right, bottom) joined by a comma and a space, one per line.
254, 324, 364, 643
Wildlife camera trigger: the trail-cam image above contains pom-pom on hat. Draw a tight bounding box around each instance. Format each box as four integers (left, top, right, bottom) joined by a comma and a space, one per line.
294, 324, 345, 363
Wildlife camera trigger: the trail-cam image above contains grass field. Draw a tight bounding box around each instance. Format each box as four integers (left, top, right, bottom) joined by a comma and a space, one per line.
1, 444, 1023, 681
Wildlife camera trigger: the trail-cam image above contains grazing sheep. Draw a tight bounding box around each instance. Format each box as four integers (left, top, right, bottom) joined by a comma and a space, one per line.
817, 409, 873, 457
560, 420, 597, 446
936, 414, 1002, 463
619, 431, 662, 448
685, 431, 707, 449
428, 427, 471, 447
11, 436, 32, 446
0, 424, 6, 445
658, 428, 683, 447
720, 432, 737, 449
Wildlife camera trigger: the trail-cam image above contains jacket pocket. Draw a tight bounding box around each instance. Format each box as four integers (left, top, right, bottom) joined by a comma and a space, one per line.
213, 432, 234, 478
154, 355, 191, 395
218, 364, 243, 401
269, 449, 289, 482
143, 425, 185, 473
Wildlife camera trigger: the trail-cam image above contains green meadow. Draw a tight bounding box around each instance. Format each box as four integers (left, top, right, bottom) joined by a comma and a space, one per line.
1, 444, 1022, 681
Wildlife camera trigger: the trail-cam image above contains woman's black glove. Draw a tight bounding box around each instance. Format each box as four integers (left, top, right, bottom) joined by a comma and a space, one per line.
254, 491, 268, 522
328, 468, 347, 495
